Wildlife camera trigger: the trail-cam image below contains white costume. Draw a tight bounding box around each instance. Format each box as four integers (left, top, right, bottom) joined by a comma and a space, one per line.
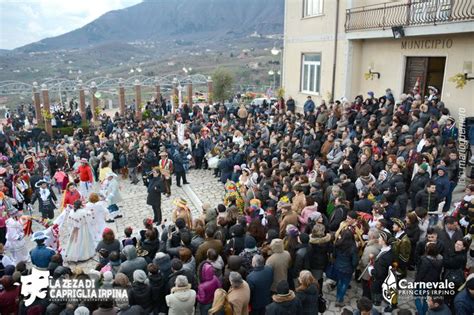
101, 173, 122, 218
5, 217, 29, 263
63, 207, 96, 262
85, 200, 109, 245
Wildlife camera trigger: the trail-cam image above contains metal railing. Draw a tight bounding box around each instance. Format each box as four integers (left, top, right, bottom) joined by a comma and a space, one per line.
345, 0, 474, 32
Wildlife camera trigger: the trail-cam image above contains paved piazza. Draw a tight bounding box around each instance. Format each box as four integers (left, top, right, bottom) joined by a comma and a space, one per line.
23, 169, 417, 314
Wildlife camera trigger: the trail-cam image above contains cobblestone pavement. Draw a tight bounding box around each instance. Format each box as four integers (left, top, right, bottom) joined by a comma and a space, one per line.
23, 168, 463, 314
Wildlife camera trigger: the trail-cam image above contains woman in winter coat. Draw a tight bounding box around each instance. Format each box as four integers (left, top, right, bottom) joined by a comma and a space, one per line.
405, 212, 420, 269
166, 275, 196, 315
414, 242, 443, 315
333, 229, 358, 307
295, 270, 319, 315
128, 270, 153, 313
197, 263, 222, 315
307, 223, 331, 290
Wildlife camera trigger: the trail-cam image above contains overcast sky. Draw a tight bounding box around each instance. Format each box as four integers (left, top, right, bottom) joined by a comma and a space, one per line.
0, 0, 142, 50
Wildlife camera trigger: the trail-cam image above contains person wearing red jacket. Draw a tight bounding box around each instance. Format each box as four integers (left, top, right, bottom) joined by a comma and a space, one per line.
61, 182, 82, 210
77, 158, 94, 199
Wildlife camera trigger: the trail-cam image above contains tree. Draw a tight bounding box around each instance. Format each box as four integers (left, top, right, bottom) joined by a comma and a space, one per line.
212, 67, 234, 103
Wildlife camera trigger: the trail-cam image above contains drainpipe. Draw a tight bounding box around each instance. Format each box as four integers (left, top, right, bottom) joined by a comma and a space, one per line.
330, 0, 340, 102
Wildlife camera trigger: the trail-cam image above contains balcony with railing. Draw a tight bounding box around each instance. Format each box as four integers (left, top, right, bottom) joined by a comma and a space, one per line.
345, 0, 474, 32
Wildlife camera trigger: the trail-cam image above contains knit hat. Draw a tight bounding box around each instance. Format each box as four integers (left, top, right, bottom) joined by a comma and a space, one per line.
133, 270, 147, 283
420, 163, 428, 171
244, 236, 257, 249
103, 271, 114, 285
309, 211, 322, 222
74, 306, 90, 315
392, 218, 405, 230
175, 275, 189, 287
276, 280, 290, 295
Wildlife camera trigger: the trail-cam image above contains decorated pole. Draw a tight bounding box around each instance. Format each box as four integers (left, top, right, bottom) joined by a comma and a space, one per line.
187, 81, 193, 106
41, 84, 53, 136
134, 79, 142, 121
172, 77, 179, 114
32, 82, 42, 124
90, 82, 98, 122
118, 78, 125, 116
207, 76, 213, 105
77, 80, 86, 121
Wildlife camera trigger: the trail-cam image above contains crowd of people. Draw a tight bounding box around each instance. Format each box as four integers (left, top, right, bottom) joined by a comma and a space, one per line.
0, 85, 473, 315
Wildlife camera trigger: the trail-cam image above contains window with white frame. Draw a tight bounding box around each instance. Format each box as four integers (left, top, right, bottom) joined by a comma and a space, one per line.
303, 0, 323, 17
301, 53, 321, 94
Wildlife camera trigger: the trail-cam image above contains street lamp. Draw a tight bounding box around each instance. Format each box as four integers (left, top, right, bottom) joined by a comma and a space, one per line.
271, 47, 280, 56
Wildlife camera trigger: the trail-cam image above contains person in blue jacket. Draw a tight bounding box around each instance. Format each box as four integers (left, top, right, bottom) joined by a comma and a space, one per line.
247, 254, 274, 314
30, 231, 55, 269
303, 96, 315, 116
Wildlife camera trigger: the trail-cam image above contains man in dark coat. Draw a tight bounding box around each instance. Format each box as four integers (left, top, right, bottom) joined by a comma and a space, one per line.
247, 254, 274, 314
141, 145, 157, 185
172, 148, 189, 187
265, 280, 302, 315
409, 163, 430, 210
147, 168, 165, 224
415, 181, 441, 213
433, 166, 450, 210
218, 150, 234, 184
30, 179, 57, 219
436, 216, 463, 258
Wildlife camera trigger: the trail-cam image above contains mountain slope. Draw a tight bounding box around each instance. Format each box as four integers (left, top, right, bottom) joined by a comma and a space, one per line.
16, 0, 284, 52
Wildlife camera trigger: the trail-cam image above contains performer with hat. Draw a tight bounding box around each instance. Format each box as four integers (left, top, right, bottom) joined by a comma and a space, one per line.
172, 198, 192, 228
441, 116, 459, 145
392, 218, 411, 278
12, 172, 31, 212
30, 230, 55, 269
101, 172, 123, 222
30, 179, 57, 219
76, 158, 94, 199
158, 150, 173, 197
5, 207, 29, 264
368, 230, 395, 311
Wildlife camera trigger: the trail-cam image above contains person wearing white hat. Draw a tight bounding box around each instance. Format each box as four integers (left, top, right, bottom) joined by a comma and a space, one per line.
30, 230, 55, 269
101, 172, 123, 222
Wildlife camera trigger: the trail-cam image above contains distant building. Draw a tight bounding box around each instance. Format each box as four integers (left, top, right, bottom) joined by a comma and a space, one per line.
283, 0, 474, 115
